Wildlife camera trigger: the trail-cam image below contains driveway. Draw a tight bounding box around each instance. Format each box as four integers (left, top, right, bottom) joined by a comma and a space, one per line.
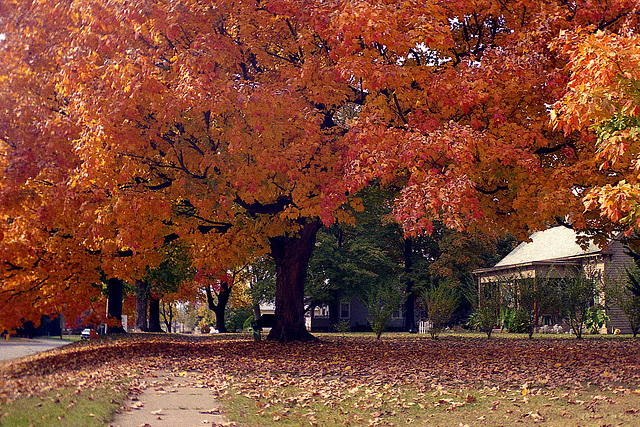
0, 337, 72, 363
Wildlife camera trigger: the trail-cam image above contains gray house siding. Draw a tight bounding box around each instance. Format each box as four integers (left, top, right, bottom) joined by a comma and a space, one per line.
602, 240, 635, 333
306, 296, 407, 332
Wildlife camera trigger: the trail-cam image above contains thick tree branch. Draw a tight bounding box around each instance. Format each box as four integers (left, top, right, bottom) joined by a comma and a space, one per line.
235, 195, 294, 217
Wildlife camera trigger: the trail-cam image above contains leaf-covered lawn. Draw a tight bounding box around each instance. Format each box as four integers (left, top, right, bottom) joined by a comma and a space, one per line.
1, 334, 640, 426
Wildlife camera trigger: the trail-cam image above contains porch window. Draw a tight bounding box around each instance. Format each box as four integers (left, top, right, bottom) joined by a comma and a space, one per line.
314, 305, 329, 318
340, 302, 350, 319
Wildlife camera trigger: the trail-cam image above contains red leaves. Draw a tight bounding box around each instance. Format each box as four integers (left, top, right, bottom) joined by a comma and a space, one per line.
194, 268, 233, 293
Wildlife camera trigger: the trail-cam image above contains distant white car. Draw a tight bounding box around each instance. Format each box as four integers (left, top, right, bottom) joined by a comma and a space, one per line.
81, 328, 95, 339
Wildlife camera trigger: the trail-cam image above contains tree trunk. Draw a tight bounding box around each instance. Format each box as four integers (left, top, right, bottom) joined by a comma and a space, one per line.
148, 294, 162, 332
215, 285, 231, 333
106, 278, 126, 334
59, 314, 65, 339
253, 303, 261, 320
329, 291, 339, 332
135, 279, 148, 331
403, 238, 416, 332
161, 301, 173, 332
206, 283, 231, 333
267, 219, 321, 342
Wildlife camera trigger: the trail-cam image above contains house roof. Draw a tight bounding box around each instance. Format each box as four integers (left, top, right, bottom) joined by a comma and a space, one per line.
494, 226, 601, 269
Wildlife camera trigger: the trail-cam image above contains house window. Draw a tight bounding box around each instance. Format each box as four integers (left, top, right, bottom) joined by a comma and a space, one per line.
392, 307, 404, 319
340, 302, 350, 319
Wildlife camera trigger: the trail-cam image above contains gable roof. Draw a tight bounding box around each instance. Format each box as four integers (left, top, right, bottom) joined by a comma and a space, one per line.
494, 226, 602, 268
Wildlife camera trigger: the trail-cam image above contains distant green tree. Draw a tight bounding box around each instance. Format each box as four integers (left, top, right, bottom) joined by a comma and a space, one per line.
306, 186, 405, 330
225, 305, 253, 333
145, 242, 195, 332
246, 256, 276, 319
307, 185, 516, 333
559, 269, 598, 339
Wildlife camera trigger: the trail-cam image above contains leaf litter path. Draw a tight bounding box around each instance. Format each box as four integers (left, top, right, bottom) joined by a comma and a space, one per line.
2, 334, 640, 426
109, 370, 233, 427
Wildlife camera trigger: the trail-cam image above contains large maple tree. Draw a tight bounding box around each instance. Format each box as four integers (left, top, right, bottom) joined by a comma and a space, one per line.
1, 0, 353, 341
1, 0, 635, 341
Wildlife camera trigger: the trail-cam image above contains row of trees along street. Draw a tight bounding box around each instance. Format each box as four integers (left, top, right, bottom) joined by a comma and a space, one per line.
2, 0, 640, 341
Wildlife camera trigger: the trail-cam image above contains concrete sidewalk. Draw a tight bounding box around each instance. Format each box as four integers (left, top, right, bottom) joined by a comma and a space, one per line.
109, 370, 235, 427
0, 337, 71, 363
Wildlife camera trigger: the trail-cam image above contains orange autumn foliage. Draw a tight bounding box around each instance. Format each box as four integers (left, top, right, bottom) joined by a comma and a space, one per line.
552, 8, 640, 231
0, 0, 634, 338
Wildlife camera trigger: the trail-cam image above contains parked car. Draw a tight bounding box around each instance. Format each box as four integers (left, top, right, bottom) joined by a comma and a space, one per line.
81, 328, 97, 339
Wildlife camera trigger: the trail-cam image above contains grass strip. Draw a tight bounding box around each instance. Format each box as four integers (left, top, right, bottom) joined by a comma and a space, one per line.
0, 382, 127, 427
221, 382, 640, 426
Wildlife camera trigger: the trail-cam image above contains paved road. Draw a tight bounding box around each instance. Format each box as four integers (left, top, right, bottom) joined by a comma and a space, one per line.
0, 337, 72, 363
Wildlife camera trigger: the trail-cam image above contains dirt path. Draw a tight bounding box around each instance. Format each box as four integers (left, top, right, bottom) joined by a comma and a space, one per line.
108, 370, 234, 427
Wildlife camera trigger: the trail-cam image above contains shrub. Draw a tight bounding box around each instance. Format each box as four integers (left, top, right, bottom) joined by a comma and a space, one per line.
502, 307, 531, 333
585, 305, 610, 334
604, 278, 640, 337
243, 315, 254, 332
422, 281, 458, 339
334, 319, 351, 335
225, 306, 253, 333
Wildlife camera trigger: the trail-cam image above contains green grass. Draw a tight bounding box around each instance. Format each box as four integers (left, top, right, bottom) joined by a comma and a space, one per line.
0, 383, 126, 427
34, 335, 82, 342
222, 383, 640, 426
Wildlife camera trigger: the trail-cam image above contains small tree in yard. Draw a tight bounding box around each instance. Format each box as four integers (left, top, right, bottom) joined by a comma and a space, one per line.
559, 269, 598, 339
422, 281, 458, 339
365, 280, 405, 340
466, 280, 502, 339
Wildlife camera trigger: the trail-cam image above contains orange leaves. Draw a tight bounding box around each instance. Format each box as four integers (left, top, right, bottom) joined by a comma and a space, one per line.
4, 0, 640, 332
583, 181, 640, 228
550, 7, 640, 228
552, 29, 640, 136
342, 118, 485, 235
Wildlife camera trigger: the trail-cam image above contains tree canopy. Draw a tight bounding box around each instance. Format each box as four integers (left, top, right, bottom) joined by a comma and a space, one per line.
1, 0, 637, 340
552, 14, 640, 231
